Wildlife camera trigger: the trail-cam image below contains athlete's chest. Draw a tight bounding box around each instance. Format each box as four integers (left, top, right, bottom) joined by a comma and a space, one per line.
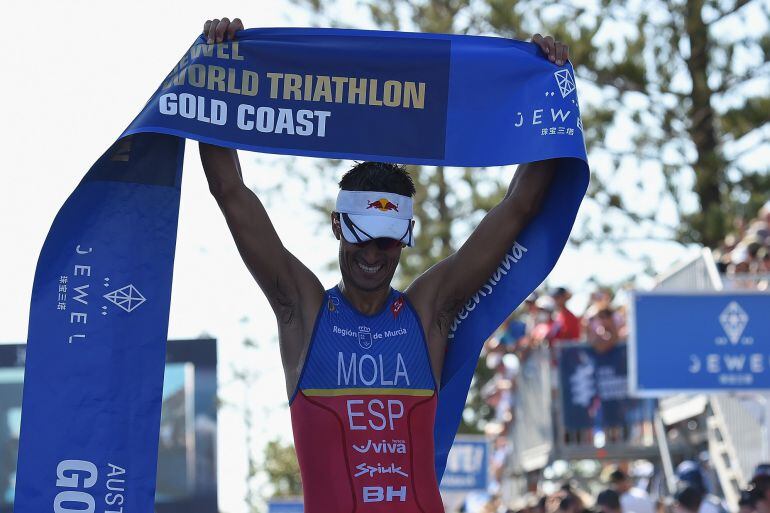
299, 289, 435, 391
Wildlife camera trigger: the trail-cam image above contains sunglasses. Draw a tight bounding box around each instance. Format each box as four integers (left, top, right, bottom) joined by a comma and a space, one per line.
352, 238, 406, 250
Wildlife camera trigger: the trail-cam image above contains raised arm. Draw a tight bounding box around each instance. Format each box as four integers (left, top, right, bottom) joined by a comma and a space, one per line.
199, 18, 323, 329
408, 160, 557, 328
199, 143, 323, 323
407, 34, 569, 345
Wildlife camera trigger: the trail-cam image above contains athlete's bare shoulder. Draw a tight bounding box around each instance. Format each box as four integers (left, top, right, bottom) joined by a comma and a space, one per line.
277, 254, 326, 398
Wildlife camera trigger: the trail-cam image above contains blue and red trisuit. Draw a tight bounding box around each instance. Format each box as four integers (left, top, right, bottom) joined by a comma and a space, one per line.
290, 286, 444, 512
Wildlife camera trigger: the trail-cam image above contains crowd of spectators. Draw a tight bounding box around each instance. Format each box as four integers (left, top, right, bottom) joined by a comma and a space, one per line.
482, 285, 629, 425
474, 202, 770, 507
491, 286, 629, 363
479, 285, 631, 492
713, 201, 770, 289
479, 201, 770, 444
464, 204, 770, 513
458, 462, 770, 513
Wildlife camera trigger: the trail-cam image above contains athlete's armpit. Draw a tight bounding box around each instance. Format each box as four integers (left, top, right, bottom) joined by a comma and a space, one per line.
408, 160, 557, 348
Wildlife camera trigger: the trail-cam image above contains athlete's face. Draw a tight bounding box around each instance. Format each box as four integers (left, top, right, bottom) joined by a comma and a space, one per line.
331, 213, 405, 292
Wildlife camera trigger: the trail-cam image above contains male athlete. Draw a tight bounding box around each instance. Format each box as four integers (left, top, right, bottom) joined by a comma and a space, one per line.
201, 17, 569, 513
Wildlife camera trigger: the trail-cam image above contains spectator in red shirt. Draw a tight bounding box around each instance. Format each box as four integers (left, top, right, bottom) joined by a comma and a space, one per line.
551, 287, 581, 342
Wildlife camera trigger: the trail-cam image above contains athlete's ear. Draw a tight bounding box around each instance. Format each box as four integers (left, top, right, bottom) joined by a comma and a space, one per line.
331, 212, 341, 240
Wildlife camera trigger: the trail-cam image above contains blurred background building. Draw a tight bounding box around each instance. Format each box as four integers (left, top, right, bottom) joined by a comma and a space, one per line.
0, 339, 218, 513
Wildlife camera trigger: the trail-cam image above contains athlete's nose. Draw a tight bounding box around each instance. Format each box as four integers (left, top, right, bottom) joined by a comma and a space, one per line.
360, 241, 382, 262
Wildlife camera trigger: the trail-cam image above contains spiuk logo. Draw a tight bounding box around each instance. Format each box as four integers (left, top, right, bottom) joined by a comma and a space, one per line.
367, 198, 399, 212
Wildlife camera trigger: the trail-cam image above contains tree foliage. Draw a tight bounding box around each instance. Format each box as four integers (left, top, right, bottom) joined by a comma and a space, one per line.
263, 439, 303, 497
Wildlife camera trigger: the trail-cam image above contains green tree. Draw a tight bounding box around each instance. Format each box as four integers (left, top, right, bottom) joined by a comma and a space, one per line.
263, 439, 303, 497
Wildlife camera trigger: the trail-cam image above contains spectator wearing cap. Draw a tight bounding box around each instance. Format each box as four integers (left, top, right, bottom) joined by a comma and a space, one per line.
609, 469, 655, 513
675, 486, 705, 513
590, 307, 622, 353
584, 288, 625, 353
551, 287, 582, 342
531, 295, 559, 348
597, 490, 622, 513
498, 316, 527, 350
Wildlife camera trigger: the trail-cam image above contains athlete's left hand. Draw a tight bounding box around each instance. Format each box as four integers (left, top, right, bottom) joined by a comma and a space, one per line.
531, 34, 569, 66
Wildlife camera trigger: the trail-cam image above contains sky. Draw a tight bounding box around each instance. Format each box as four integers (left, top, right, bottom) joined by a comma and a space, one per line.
0, 1, 713, 512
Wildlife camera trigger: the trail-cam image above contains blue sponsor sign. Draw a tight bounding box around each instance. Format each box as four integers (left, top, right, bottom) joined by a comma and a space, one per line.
630, 292, 770, 395
268, 499, 304, 513
440, 436, 488, 491
559, 343, 653, 430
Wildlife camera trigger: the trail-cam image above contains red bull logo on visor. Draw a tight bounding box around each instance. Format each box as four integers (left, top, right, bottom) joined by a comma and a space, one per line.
367, 198, 399, 212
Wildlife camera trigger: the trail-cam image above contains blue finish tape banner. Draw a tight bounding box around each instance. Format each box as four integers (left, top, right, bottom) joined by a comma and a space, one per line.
630, 292, 770, 395
17, 27, 588, 511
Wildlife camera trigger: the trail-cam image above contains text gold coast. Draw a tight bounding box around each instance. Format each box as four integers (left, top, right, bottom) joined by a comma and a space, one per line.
158, 93, 332, 137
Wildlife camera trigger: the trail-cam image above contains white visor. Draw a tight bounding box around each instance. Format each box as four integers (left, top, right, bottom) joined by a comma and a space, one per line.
335, 190, 414, 247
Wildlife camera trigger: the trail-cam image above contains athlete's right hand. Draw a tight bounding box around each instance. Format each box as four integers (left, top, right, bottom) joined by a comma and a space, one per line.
203, 18, 244, 44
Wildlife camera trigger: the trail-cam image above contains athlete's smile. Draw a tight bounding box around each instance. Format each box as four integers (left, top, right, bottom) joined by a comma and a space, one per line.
357, 261, 383, 274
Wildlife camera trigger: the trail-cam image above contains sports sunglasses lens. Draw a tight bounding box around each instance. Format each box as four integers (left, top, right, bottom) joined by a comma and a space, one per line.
375, 238, 403, 250
352, 238, 403, 250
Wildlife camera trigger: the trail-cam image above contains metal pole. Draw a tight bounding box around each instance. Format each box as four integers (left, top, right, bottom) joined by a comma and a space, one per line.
654, 412, 676, 495
759, 394, 770, 462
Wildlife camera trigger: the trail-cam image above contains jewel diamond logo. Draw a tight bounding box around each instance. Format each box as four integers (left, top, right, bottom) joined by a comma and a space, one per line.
104, 284, 146, 313
554, 69, 576, 98
719, 301, 749, 344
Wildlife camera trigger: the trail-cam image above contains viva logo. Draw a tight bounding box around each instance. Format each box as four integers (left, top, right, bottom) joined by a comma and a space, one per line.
353, 439, 407, 454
